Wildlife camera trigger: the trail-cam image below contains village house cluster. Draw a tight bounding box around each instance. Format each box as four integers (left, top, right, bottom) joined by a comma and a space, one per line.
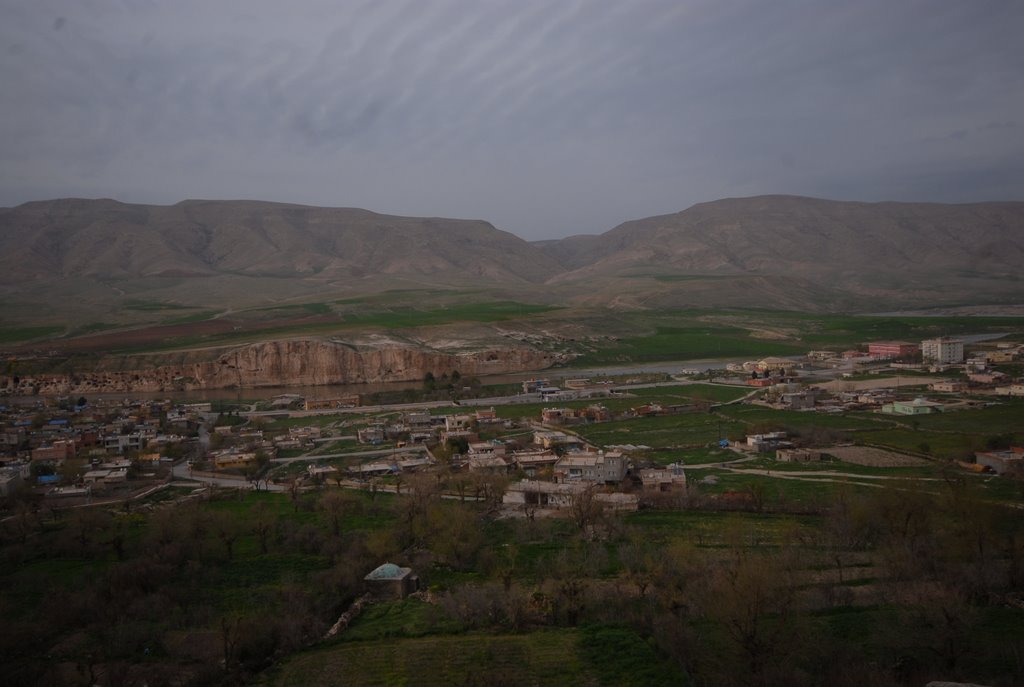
3, 332, 1022, 509
0, 397, 204, 503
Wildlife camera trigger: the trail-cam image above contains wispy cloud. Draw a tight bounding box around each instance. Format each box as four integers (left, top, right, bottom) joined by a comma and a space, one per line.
1, 0, 1021, 238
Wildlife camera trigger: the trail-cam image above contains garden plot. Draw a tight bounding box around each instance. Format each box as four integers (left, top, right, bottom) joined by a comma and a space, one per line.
826, 445, 929, 467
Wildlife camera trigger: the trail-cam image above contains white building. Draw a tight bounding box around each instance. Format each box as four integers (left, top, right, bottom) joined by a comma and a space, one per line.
921, 337, 964, 364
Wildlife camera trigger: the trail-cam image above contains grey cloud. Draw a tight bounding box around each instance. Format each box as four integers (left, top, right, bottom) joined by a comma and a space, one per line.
0, 0, 1022, 239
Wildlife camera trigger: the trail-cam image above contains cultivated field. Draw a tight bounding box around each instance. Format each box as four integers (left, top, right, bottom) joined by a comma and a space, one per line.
824, 445, 930, 467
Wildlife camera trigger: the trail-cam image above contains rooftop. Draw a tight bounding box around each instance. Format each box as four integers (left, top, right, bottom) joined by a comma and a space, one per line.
365, 562, 412, 580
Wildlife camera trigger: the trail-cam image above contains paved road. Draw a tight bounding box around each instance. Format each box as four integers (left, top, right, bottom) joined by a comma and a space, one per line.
270, 445, 429, 464
170, 461, 285, 491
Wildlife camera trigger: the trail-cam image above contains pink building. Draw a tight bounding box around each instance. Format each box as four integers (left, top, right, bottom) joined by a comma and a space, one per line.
867, 341, 919, 359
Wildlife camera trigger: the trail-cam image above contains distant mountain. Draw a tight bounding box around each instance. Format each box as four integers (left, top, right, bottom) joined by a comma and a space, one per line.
539, 195, 1024, 309
1, 195, 1021, 331
0, 198, 562, 284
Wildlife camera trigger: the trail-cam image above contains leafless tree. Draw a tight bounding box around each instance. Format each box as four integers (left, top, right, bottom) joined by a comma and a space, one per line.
568, 483, 603, 533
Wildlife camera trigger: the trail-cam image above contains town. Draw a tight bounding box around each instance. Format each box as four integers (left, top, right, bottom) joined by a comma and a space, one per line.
4, 332, 1024, 685
4, 334, 1022, 514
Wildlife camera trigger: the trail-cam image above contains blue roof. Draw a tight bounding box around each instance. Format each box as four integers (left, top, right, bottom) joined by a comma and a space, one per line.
365, 562, 409, 580
37, 475, 60, 484
48, 419, 69, 425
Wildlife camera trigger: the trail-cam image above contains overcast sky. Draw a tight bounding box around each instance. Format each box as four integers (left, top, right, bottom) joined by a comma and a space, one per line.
1, 1, 1022, 239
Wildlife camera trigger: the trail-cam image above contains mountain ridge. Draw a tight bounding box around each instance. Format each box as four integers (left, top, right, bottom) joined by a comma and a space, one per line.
1, 195, 1021, 328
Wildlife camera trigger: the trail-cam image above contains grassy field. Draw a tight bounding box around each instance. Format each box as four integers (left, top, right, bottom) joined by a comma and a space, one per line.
0, 325, 64, 344
106, 301, 561, 354
266, 626, 688, 687
567, 309, 1024, 365
490, 384, 750, 423
574, 413, 744, 452
572, 325, 805, 366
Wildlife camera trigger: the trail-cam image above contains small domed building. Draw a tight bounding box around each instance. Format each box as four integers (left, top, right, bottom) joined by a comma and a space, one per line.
363, 562, 419, 599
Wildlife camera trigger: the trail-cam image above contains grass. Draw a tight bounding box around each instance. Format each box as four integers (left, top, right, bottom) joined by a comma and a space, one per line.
110, 301, 559, 353
714, 405, 883, 432
572, 325, 804, 366
267, 626, 687, 687
692, 470, 881, 507
340, 301, 559, 328
263, 414, 347, 431
162, 310, 221, 325
491, 385, 750, 425
624, 509, 823, 548
342, 598, 460, 641
574, 413, 746, 451
67, 322, 120, 336
0, 325, 64, 343
739, 457, 941, 478
123, 300, 194, 312
566, 309, 1024, 366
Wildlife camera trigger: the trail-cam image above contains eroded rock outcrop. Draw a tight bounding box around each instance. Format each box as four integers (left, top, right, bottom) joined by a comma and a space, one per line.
2, 339, 559, 395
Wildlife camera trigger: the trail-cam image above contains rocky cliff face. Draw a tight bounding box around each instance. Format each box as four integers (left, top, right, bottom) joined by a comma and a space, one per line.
3, 339, 558, 395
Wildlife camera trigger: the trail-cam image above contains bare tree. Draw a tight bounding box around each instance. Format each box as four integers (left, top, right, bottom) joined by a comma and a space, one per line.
318, 490, 359, 536
251, 501, 277, 554
210, 511, 241, 560
568, 483, 603, 533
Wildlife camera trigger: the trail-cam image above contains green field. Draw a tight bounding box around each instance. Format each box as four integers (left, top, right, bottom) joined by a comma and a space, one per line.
572, 325, 804, 366
267, 626, 688, 687
567, 309, 1024, 365
0, 325, 64, 344
108, 301, 561, 353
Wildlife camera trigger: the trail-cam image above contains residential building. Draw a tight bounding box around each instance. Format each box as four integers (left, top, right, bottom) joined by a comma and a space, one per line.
511, 449, 559, 475
467, 455, 509, 473
532, 430, 578, 450
758, 357, 795, 372
969, 371, 1007, 386
444, 414, 474, 432
31, 439, 76, 462
639, 463, 687, 492
994, 384, 1024, 397
554, 450, 628, 484
930, 381, 967, 393
881, 398, 944, 415
212, 451, 259, 470
357, 425, 385, 444
780, 391, 817, 410
974, 447, 1024, 475
867, 341, 919, 359
921, 337, 964, 364
475, 408, 498, 422
776, 448, 824, 462
503, 479, 639, 511
746, 432, 789, 452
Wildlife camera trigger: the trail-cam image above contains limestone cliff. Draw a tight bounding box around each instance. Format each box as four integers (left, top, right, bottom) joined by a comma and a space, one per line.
3, 339, 559, 395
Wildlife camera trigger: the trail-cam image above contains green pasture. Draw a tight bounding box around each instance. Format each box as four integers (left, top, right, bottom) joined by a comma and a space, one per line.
690, 469, 882, 507
572, 325, 804, 366
123, 300, 195, 312
573, 413, 744, 450
109, 301, 559, 353
340, 301, 559, 327
624, 509, 822, 546
0, 325, 64, 344
267, 626, 687, 687
713, 405, 884, 433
